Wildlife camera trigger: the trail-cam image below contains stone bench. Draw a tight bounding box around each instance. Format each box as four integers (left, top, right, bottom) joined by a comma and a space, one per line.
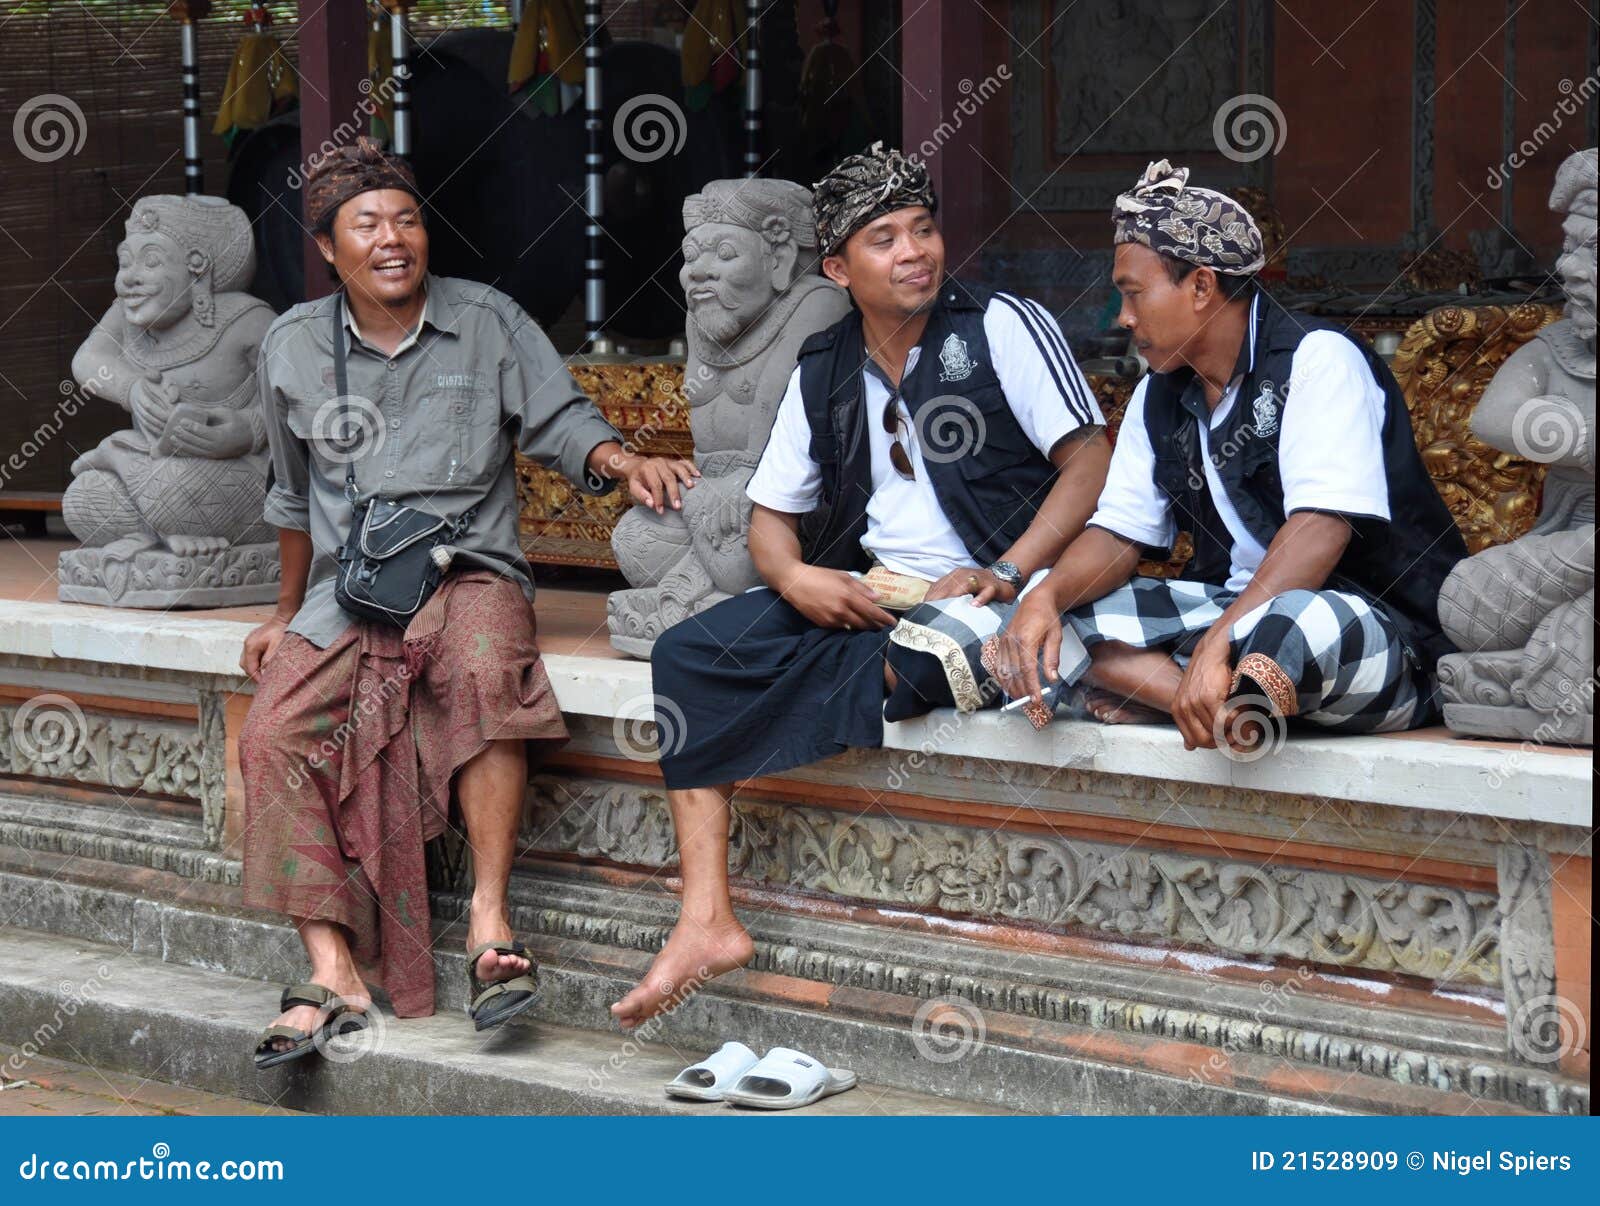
0, 598, 1589, 1115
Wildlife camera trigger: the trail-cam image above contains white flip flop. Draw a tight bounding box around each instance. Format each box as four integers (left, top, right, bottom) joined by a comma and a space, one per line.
721, 1046, 858, 1110
664, 1040, 761, 1101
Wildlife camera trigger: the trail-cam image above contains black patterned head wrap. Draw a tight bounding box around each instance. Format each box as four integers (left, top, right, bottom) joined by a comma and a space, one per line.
812, 141, 937, 257
305, 136, 421, 233
1113, 159, 1265, 275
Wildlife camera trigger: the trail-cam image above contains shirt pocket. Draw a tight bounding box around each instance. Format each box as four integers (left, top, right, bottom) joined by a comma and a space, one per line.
413, 382, 501, 488
950, 383, 1037, 477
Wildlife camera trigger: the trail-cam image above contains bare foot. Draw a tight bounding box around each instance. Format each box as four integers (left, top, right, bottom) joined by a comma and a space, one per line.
609, 915, 754, 1031
467, 906, 532, 986
265, 968, 370, 1054
1084, 688, 1168, 726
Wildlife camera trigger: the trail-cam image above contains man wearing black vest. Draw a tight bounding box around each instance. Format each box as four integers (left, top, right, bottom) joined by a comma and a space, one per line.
610, 145, 1113, 1028
995, 160, 1467, 755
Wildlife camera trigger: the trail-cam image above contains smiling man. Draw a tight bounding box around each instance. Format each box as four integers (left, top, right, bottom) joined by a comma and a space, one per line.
995, 159, 1466, 753
237, 138, 696, 1068
609, 144, 1112, 1029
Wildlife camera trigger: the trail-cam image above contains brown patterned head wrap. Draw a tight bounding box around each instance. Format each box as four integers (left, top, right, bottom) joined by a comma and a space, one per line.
1113, 159, 1265, 275
304, 136, 421, 233
812, 141, 937, 257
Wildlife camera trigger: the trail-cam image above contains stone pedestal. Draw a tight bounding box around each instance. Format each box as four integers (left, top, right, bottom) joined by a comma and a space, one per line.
57, 542, 280, 609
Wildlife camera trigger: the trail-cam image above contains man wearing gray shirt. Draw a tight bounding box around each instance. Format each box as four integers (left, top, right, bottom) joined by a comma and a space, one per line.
238, 138, 696, 1068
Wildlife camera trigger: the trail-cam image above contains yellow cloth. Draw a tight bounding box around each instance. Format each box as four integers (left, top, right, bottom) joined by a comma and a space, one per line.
682, 0, 746, 90
368, 18, 394, 133
508, 0, 585, 93
212, 31, 297, 135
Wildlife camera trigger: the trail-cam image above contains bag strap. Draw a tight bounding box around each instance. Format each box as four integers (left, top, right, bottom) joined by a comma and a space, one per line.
332, 294, 358, 505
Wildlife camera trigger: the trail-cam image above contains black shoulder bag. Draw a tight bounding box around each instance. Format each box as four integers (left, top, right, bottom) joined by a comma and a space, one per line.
330, 298, 477, 627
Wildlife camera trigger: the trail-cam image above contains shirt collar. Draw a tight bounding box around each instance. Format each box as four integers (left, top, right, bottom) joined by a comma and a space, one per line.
1228, 290, 1261, 380
341, 274, 458, 354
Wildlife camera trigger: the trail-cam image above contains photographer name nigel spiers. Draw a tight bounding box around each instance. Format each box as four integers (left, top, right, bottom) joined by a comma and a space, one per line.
1250, 1150, 1575, 1174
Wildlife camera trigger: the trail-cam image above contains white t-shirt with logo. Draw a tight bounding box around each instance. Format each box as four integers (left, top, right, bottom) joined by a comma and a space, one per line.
1089, 315, 1391, 593
747, 294, 1105, 582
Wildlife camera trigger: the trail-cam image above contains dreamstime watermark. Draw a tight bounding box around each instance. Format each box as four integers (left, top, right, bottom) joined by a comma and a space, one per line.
312, 1002, 388, 1065
286, 75, 404, 191
914, 394, 988, 465
2, 369, 110, 491
1188, 964, 1317, 1087
1509, 993, 1588, 1066
308, 394, 387, 464
13, 93, 87, 163
1510, 394, 1592, 466
3, 964, 115, 1079
907, 66, 1012, 168
1212, 92, 1287, 163
16, 1142, 284, 1183
911, 994, 987, 1063
884, 674, 1003, 792
284, 663, 412, 791
586, 963, 714, 1092
1211, 692, 1289, 763
613, 94, 687, 163
613, 692, 688, 762
1483, 669, 1597, 790
7, 693, 88, 766
1486, 73, 1600, 190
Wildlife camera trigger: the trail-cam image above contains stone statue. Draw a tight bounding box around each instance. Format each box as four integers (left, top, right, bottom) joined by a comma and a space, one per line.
1436, 149, 1596, 744
607, 179, 851, 656
58, 195, 280, 608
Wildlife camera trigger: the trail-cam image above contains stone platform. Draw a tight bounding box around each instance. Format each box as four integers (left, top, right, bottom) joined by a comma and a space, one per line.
0, 539, 1590, 1115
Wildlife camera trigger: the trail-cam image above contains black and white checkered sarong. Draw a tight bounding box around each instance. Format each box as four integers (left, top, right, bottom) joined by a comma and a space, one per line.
1064, 577, 1438, 733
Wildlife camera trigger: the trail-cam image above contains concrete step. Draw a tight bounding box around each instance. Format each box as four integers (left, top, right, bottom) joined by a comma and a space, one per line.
0, 1044, 309, 1116
0, 926, 1008, 1116
1, 860, 1576, 1116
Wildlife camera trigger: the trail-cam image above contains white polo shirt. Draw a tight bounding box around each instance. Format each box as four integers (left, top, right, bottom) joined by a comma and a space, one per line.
1089, 297, 1391, 593
747, 292, 1105, 582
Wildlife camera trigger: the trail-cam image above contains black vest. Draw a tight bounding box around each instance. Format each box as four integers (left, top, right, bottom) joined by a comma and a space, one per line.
1142, 298, 1467, 670
793, 282, 1059, 571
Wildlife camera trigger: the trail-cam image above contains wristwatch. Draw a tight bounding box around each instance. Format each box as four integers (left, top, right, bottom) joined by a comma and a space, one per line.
987, 561, 1024, 589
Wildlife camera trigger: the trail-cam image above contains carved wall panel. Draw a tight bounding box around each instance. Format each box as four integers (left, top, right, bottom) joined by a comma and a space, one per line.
525, 774, 1502, 987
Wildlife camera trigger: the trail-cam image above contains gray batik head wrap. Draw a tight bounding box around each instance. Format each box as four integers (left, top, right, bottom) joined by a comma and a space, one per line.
1113, 158, 1266, 275
812, 141, 938, 257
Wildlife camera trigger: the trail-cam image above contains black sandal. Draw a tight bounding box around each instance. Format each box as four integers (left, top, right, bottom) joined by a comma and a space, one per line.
466, 941, 540, 1032
252, 983, 361, 1070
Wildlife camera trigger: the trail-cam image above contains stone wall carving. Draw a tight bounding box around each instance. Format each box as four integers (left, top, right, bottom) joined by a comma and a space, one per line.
526, 774, 1502, 987
0, 701, 208, 804
1497, 843, 1560, 1066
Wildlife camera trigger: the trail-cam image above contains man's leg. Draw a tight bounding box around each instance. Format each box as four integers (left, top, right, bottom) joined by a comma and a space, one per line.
1083, 641, 1185, 722
609, 783, 754, 1030
239, 630, 374, 1050
455, 737, 534, 985
264, 921, 371, 1052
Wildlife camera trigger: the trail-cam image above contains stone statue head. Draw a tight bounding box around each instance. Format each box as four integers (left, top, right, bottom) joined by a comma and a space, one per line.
1551, 148, 1597, 345
680, 180, 820, 345
117, 195, 256, 331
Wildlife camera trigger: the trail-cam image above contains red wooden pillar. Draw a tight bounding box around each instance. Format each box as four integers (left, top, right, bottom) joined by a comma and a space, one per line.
297, 0, 369, 298
900, 0, 986, 270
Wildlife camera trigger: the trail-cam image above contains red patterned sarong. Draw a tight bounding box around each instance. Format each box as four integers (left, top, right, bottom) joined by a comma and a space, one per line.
239, 571, 568, 1016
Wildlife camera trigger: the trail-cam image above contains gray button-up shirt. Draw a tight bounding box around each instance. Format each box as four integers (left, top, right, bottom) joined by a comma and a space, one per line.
258, 274, 622, 648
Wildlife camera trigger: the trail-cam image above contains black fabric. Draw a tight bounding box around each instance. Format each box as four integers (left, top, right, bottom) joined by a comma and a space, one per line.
1140, 302, 1467, 670
793, 280, 1060, 570
651, 589, 893, 790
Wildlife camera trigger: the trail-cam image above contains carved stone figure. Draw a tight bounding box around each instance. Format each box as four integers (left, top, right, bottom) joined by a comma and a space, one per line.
1436, 149, 1596, 744
58, 195, 279, 608
607, 179, 850, 656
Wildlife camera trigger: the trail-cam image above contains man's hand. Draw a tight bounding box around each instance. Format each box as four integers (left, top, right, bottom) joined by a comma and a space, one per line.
241, 616, 290, 681
994, 588, 1063, 703
617, 454, 700, 514
925, 566, 1018, 607
1171, 634, 1233, 750
778, 564, 896, 631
